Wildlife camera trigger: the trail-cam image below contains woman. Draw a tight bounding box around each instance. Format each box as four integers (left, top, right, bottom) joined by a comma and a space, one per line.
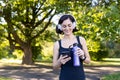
53, 14, 90, 80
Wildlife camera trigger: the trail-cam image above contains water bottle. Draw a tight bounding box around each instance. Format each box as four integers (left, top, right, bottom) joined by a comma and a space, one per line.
72, 43, 80, 66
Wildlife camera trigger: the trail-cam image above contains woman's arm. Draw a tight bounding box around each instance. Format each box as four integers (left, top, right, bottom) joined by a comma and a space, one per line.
53, 41, 61, 69
80, 37, 91, 64
52, 41, 71, 69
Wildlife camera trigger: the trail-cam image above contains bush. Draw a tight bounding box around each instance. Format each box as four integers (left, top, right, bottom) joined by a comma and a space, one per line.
114, 50, 120, 58
89, 42, 109, 61
32, 45, 42, 62
0, 46, 10, 59
90, 50, 108, 61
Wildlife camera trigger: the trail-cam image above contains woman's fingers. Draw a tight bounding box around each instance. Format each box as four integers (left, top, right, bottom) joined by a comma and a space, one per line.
60, 55, 71, 64
76, 48, 84, 57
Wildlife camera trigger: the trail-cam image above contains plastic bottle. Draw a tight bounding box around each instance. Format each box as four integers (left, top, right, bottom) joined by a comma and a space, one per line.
72, 43, 80, 66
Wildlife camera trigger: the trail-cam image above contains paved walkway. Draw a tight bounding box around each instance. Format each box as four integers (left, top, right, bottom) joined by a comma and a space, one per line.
0, 64, 120, 80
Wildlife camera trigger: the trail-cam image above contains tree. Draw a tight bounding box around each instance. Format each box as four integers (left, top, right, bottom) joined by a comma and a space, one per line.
0, 0, 81, 65
72, 0, 120, 60
0, 0, 119, 64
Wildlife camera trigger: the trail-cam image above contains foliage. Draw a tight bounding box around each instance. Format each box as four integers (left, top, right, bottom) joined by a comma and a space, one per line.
32, 45, 42, 62
108, 42, 120, 58
31, 27, 57, 61
0, 0, 120, 63
72, 1, 120, 61
89, 43, 108, 61
0, 0, 75, 64
114, 50, 120, 58
40, 41, 53, 62
0, 40, 10, 59
100, 4, 120, 43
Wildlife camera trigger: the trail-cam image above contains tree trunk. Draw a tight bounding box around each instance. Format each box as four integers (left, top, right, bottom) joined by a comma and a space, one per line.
22, 45, 33, 65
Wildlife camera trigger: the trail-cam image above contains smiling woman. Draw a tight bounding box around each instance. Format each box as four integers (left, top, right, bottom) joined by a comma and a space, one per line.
53, 14, 91, 80
56, 14, 78, 34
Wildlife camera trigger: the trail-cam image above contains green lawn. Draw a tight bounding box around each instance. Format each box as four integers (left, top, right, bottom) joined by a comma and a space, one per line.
85, 58, 120, 66
0, 58, 120, 66
0, 77, 12, 80
101, 72, 120, 80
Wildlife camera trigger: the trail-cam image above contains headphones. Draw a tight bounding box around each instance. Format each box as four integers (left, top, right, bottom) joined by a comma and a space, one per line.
57, 22, 76, 31
56, 14, 77, 34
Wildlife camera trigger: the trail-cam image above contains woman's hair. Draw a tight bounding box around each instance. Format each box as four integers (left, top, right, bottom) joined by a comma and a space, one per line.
56, 14, 78, 34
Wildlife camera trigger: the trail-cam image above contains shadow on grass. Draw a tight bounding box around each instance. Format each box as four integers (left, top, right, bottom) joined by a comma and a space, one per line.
0, 63, 59, 80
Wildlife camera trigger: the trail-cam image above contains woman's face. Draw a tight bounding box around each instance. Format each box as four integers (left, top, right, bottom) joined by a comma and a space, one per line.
61, 18, 74, 35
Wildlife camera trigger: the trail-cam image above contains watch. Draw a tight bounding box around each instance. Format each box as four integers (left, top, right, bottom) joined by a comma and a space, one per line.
81, 56, 86, 61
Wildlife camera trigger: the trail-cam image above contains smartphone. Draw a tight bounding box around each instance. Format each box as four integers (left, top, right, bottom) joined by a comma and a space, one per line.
60, 51, 71, 57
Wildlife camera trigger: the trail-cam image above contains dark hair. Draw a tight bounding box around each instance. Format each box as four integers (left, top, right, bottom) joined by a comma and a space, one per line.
56, 14, 78, 34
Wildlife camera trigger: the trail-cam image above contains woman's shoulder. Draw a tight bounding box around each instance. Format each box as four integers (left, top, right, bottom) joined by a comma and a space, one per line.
77, 36, 86, 41
54, 41, 59, 46
77, 36, 86, 45
53, 40, 61, 49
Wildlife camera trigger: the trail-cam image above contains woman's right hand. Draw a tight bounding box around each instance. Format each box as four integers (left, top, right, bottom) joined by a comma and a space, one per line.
58, 55, 71, 65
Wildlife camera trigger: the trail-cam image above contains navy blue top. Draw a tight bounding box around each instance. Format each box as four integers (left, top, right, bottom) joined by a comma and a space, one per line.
58, 36, 85, 80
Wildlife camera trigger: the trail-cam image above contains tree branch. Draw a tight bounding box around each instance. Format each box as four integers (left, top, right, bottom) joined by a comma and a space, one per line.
30, 0, 46, 26
31, 13, 55, 40
34, 9, 53, 27
3, 4, 26, 47
7, 33, 22, 51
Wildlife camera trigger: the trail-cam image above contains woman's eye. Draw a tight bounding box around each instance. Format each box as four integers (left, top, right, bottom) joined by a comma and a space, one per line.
68, 24, 72, 27
63, 25, 66, 28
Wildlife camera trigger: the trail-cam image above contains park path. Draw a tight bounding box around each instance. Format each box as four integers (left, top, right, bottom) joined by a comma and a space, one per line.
0, 64, 120, 80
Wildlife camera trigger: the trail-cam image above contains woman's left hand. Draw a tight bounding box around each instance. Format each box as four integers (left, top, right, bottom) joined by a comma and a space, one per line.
76, 47, 85, 58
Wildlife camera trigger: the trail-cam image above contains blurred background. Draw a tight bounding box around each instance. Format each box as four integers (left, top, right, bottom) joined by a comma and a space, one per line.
0, 0, 120, 65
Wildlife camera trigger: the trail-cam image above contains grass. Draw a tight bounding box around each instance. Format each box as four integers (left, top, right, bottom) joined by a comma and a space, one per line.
0, 77, 12, 80
101, 72, 120, 80
1, 58, 120, 67
84, 58, 120, 66
0, 58, 22, 67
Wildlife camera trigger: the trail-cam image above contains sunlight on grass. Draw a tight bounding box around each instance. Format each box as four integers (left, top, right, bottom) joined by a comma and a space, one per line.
35, 61, 52, 66
0, 58, 120, 67
0, 58, 22, 66
0, 58, 22, 63
103, 58, 120, 61
0, 58, 53, 67
85, 58, 120, 66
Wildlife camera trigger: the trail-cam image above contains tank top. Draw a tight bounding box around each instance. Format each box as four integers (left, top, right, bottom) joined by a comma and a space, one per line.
58, 36, 85, 80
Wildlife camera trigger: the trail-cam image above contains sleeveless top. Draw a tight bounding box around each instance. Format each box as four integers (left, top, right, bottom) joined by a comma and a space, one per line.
58, 36, 85, 80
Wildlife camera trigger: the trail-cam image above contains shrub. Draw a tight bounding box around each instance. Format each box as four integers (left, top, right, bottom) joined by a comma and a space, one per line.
89, 42, 109, 61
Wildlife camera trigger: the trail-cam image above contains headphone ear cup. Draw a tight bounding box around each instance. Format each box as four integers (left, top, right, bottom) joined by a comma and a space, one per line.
56, 25, 62, 34
73, 22, 76, 29
57, 24, 62, 30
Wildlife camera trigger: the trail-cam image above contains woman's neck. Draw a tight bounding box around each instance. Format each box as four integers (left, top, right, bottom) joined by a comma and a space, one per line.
63, 34, 75, 40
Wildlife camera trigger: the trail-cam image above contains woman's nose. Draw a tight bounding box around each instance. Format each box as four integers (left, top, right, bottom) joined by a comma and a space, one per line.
65, 26, 69, 29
